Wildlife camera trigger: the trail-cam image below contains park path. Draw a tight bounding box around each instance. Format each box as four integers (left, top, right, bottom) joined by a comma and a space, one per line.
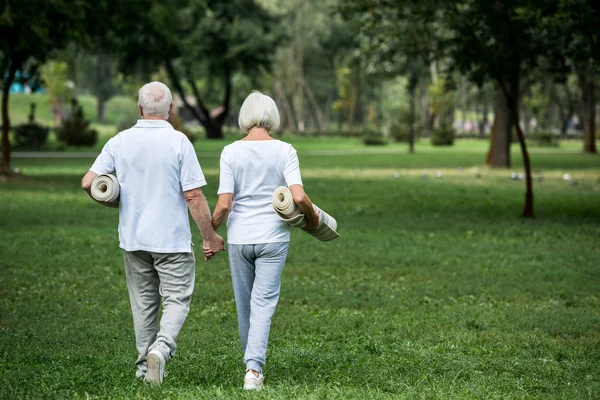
12, 148, 407, 159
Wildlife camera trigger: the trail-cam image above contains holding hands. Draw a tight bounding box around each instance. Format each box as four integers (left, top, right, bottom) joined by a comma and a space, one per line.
203, 234, 225, 261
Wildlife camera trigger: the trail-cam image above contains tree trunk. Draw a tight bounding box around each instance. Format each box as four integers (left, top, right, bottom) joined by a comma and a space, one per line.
295, 39, 305, 132
422, 90, 431, 136
499, 77, 533, 218
408, 62, 418, 154
2, 62, 17, 175
97, 97, 106, 123
302, 78, 325, 131
487, 83, 513, 167
480, 87, 488, 137
277, 81, 297, 133
554, 85, 568, 136
578, 63, 597, 154
164, 60, 224, 139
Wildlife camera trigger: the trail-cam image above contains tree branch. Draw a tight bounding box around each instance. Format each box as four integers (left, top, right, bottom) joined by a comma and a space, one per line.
164, 60, 207, 125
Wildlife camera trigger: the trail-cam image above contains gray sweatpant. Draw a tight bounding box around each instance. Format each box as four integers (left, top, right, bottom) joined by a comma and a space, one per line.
228, 242, 290, 372
123, 250, 195, 378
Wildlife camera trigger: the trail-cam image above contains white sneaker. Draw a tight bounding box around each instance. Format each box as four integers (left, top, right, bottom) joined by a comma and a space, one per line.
243, 370, 264, 391
144, 350, 166, 385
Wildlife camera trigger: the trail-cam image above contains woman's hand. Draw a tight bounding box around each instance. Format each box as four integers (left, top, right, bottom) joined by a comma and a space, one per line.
302, 210, 319, 231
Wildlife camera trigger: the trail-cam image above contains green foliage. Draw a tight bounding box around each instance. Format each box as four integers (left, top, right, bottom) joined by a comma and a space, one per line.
530, 131, 560, 147
428, 77, 456, 129
13, 123, 50, 150
431, 127, 455, 146
40, 61, 73, 105
362, 129, 387, 146
116, 113, 139, 134
389, 121, 410, 142
168, 112, 196, 143
56, 100, 98, 147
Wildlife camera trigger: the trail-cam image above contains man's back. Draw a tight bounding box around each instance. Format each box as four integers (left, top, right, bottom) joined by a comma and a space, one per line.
91, 119, 206, 253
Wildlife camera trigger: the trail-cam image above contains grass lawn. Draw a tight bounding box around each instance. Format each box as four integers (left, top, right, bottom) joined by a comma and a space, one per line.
1, 139, 599, 399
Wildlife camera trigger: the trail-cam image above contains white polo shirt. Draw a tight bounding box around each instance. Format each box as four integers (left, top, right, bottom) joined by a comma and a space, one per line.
90, 119, 206, 253
217, 140, 303, 244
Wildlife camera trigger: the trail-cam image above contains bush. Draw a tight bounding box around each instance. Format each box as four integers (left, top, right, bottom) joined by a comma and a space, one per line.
389, 122, 411, 142
362, 129, 387, 146
431, 127, 455, 146
55, 99, 98, 147
116, 113, 139, 134
13, 123, 50, 149
531, 131, 559, 147
168, 113, 196, 143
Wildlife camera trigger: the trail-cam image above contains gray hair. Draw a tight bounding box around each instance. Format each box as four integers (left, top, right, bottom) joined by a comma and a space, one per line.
238, 91, 280, 133
138, 81, 173, 119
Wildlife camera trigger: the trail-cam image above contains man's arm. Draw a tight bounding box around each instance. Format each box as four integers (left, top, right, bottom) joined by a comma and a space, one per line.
184, 188, 224, 259
211, 193, 233, 231
81, 170, 119, 208
289, 184, 319, 231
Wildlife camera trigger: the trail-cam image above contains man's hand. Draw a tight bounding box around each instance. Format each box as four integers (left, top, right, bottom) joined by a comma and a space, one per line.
203, 234, 225, 261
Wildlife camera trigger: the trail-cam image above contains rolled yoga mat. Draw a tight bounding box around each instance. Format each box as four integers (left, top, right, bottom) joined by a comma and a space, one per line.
91, 173, 120, 203
272, 186, 339, 241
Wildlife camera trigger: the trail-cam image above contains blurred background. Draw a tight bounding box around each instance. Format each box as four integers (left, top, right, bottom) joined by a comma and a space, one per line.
1, 0, 598, 164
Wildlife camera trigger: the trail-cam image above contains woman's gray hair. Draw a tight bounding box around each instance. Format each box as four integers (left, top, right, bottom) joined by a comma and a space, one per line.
138, 81, 173, 119
238, 91, 280, 133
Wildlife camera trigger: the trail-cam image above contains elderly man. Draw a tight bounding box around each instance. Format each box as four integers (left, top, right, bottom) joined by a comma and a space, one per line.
81, 81, 224, 385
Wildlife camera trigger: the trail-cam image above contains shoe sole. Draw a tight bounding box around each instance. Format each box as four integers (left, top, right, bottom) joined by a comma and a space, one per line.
145, 353, 162, 385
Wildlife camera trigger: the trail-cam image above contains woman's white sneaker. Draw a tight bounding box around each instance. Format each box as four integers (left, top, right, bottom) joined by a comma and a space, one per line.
243, 370, 264, 391
144, 350, 166, 385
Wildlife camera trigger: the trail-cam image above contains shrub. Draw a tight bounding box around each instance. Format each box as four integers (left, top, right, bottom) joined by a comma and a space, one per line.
389, 122, 411, 142
13, 123, 50, 149
362, 129, 387, 146
531, 131, 559, 147
168, 113, 196, 143
431, 127, 455, 146
13, 102, 50, 149
116, 113, 139, 134
56, 99, 98, 147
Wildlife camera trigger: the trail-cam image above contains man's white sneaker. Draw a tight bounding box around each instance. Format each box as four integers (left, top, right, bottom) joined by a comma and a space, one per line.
144, 350, 166, 385
243, 370, 264, 391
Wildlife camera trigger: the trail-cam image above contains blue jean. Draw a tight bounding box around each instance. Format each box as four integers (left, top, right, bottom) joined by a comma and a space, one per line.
228, 242, 290, 372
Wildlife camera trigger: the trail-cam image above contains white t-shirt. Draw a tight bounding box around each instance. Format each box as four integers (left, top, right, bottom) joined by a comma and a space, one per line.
90, 119, 206, 253
217, 140, 303, 244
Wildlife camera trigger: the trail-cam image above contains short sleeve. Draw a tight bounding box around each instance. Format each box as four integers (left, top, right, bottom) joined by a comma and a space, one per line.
217, 148, 235, 194
180, 139, 206, 191
283, 145, 303, 187
90, 139, 115, 175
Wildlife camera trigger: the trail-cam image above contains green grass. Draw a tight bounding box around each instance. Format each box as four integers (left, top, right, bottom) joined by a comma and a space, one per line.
1, 140, 600, 399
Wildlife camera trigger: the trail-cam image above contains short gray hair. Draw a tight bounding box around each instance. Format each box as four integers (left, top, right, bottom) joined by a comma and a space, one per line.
238, 91, 280, 133
138, 81, 173, 119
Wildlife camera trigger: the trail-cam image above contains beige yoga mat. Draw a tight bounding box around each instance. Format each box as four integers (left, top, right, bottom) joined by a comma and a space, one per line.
91, 173, 120, 204
272, 186, 339, 241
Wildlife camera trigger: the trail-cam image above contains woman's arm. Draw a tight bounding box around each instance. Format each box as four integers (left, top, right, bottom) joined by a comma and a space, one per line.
212, 193, 233, 231
289, 184, 319, 231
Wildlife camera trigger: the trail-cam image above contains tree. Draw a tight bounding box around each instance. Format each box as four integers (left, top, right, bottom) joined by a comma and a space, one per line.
529, 0, 600, 153
108, 0, 279, 139
339, 0, 438, 152
339, 0, 545, 216
40, 60, 74, 124
0, 0, 89, 174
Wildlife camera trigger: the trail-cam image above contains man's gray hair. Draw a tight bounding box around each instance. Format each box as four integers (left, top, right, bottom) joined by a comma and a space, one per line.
238, 91, 280, 133
138, 81, 173, 119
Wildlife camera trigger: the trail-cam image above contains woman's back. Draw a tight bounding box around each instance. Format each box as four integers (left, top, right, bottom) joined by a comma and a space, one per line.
217, 140, 303, 244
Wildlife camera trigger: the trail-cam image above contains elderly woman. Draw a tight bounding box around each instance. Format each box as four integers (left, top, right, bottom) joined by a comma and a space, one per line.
207, 91, 318, 390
